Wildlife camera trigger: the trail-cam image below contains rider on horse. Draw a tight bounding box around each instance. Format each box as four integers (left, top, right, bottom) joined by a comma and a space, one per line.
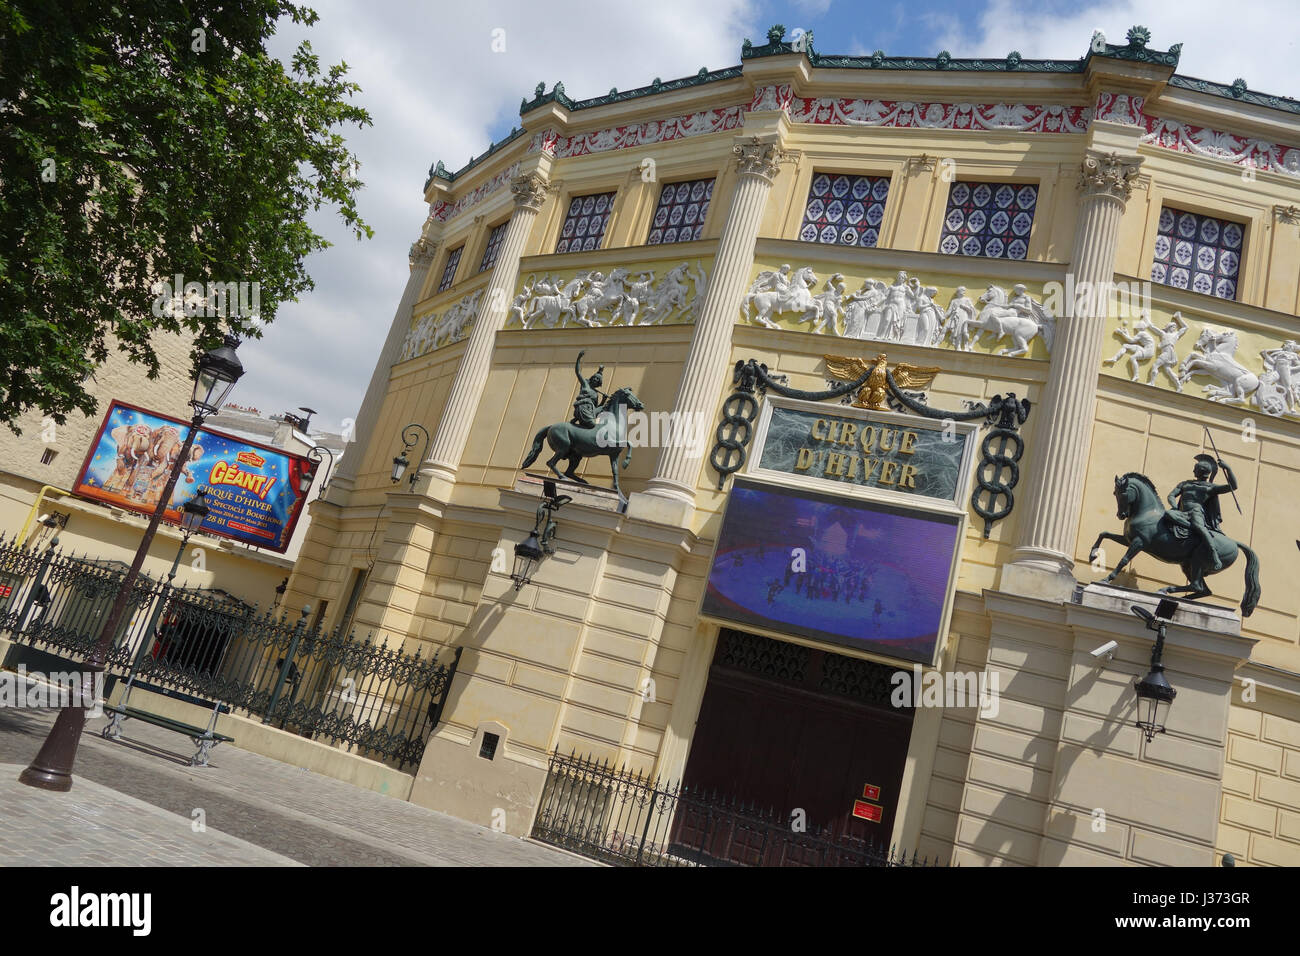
1167, 454, 1237, 572
571, 350, 609, 428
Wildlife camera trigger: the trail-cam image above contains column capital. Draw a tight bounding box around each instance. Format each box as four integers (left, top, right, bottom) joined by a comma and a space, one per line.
732, 137, 793, 184
1077, 150, 1143, 202
408, 234, 439, 269
510, 172, 549, 212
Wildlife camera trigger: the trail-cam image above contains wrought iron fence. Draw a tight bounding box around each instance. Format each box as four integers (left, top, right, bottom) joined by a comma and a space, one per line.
532, 750, 946, 867
0, 536, 459, 771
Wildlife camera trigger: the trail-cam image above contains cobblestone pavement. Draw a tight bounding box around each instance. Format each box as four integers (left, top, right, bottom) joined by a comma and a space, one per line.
0, 707, 595, 867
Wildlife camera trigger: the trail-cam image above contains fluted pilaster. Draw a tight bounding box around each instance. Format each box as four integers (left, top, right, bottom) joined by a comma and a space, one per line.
1005, 151, 1141, 596
423, 172, 548, 489
328, 228, 440, 498
636, 138, 789, 510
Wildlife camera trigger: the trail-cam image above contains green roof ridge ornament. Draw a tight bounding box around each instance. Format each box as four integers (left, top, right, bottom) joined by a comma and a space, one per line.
767, 24, 786, 44
1006, 50, 1022, 69
937, 50, 952, 68
1126, 25, 1151, 48
871, 50, 884, 67
1231, 78, 1247, 97
534, 81, 545, 99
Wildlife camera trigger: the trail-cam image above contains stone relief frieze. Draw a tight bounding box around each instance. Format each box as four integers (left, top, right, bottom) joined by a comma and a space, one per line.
1102, 310, 1300, 419
400, 289, 483, 361
506, 261, 709, 329
738, 265, 1055, 357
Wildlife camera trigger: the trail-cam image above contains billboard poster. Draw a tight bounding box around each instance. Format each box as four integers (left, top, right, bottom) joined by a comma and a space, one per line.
700, 478, 962, 666
73, 401, 313, 553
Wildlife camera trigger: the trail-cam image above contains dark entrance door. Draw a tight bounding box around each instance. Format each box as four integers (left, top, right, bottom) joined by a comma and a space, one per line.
676, 628, 914, 864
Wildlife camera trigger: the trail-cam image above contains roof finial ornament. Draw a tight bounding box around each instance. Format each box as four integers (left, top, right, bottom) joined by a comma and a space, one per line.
1231, 78, 1248, 97
1126, 25, 1151, 48
767, 24, 786, 44
1006, 50, 1022, 69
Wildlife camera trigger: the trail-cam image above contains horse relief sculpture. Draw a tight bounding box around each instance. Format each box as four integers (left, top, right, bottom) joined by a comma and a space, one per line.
401, 289, 484, 361
1090, 453, 1260, 616
520, 351, 646, 503
510, 261, 708, 330
738, 265, 1055, 356
1097, 313, 1300, 420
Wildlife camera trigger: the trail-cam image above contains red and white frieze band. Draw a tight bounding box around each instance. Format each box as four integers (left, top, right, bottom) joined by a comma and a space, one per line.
428, 84, 1299, 230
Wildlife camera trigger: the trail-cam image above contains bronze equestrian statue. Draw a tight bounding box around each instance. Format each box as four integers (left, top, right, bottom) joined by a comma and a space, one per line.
521, 351, 645, 502
1089, 454, 1260, 616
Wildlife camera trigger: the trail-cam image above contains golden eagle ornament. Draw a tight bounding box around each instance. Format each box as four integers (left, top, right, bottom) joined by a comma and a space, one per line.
823, 353, 942, 410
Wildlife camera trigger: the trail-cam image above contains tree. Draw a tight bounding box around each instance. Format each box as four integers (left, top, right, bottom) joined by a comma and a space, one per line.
0, 0, 372, 432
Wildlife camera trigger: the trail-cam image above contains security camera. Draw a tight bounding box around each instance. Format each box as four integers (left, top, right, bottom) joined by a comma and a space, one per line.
1090, 640, 1117, 661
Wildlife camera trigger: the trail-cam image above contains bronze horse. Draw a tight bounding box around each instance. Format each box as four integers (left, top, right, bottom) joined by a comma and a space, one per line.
521, 386, 644, 501
1089, 472, 1260, 616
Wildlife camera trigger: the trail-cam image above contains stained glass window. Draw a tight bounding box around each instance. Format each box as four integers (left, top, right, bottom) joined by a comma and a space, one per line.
648, 179, 714, 244
556, 192, 617, 253
799, 173, 890, 248
438, 246, 463, 292
1150, 207, 1243, 300
938, 181, 1037, 260
478, 222, 508, 272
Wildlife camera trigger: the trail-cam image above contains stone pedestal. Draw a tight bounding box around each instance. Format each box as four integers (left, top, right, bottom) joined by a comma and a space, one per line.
951, 585, 1254, 866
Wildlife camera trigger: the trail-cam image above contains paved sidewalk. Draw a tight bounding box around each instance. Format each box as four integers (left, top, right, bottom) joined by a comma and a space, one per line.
0, 707, 594, 867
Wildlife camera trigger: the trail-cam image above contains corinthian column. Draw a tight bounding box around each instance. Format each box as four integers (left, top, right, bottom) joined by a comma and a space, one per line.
329, 228, 440, 499
423, 171, 549, 495
630, 137, 790, 523
1003, 151, 1142, 599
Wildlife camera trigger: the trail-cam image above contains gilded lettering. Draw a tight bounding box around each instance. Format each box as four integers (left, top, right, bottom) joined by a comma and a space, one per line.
795, 447, 813, 471
899, 463, 919, 489
900, 431, 919, 455
880, 460, 898, 485
860, 426, 876, 453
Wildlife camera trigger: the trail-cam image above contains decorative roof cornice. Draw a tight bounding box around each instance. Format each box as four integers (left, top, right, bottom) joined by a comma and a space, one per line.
518, 66, 744, 116
1168, 75, 1300, 116
424, 126, 528, 191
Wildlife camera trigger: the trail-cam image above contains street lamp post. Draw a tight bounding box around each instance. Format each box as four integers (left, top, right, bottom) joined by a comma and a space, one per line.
20, 336, 244, 791
119, 487, 212, 704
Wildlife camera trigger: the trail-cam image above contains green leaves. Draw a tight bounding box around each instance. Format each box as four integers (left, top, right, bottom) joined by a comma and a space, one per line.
0, 0, 371, 431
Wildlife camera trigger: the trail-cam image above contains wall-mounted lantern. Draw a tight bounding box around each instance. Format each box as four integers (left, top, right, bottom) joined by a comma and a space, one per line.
1129, 599, 1179, 742
391, 423, 430, 489
511, 479, 572, 591
302, 444, 335, 498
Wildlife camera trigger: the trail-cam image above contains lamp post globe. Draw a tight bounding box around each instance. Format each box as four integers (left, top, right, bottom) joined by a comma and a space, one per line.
180, 487, 210, 535
191, 334, 245, 418
512, 533, 545, 590
1134, 664, 1177, 742
391, 452, 410, 485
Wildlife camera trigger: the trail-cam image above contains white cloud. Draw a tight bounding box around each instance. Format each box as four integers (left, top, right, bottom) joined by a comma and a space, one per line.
237, 0, 760, 432
939, 0, 1300, 99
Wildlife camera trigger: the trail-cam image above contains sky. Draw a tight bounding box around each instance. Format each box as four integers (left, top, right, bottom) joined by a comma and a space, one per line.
235, 0, 1299, 435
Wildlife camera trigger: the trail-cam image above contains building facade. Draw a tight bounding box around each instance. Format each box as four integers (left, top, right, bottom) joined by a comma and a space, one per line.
284, 26, 1300, 866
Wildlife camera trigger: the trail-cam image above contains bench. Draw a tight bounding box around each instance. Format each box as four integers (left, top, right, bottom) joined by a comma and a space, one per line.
100, 702, 234, 767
